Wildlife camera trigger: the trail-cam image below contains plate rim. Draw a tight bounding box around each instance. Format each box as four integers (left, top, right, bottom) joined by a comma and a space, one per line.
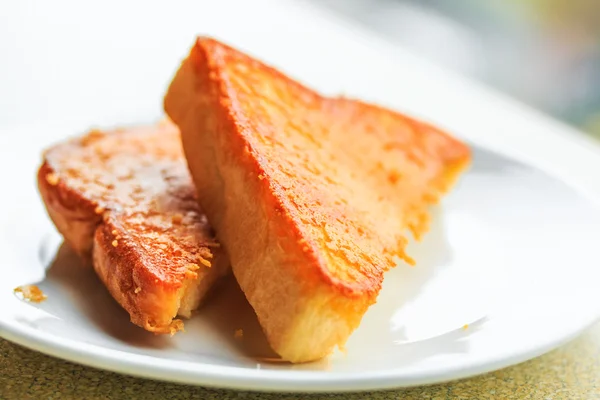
1, 315, 598, 392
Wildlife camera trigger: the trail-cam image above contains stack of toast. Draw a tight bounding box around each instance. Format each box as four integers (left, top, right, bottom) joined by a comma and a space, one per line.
38, 37, 470, 362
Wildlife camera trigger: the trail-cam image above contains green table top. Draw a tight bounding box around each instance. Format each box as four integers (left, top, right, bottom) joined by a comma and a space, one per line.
1, 322, 598, 399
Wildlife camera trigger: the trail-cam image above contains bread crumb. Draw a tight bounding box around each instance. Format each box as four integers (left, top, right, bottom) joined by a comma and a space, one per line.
234, 329, 244, 339
387, 170, 401, 184
14, 285, 47, 303
94, 205, 105, 214
115, 235, 121, 240
169, 319, 184, 336
112, 240, 118, 247
134, 287, 142, 294
199, 258, 211, 267
186, 263, 200, 271
398, 248, 416, 266
258, 174, 265, 180
118, 171, 135, 181
80, 129, 105, 146
45, 173, 60, 186
111, 229, 118, 235
66, 167, 79, 178
95, 149, 111, 162
171, 213, 183, 224
184, 270, 198, 280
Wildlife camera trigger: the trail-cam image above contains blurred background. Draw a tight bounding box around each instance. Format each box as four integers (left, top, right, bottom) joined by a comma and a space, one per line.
1, 0, 599, 140
313, 0, 600, 139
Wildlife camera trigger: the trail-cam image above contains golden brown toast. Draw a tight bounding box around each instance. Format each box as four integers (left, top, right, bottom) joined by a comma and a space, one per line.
38, 122, 229, 334
165, 37, 471, 361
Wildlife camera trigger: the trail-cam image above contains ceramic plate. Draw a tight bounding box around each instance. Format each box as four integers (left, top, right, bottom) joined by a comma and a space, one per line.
1, 0, 600, 392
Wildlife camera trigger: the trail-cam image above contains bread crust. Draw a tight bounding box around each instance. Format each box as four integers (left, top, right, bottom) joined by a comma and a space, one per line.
165, 37, 470, 361
38, 161, 100, 259
38, 123, 228, 333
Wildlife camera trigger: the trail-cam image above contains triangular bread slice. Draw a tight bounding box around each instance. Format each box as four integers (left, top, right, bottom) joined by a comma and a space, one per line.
38, 122, 229, 334
165, 38, 471, 361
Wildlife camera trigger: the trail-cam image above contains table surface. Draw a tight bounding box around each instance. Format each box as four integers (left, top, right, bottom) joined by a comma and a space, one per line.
1, 323, 598, 400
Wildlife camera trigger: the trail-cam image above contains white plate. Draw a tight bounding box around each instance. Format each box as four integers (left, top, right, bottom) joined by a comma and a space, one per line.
2, 0, 600, 393
2, 127, 600, 393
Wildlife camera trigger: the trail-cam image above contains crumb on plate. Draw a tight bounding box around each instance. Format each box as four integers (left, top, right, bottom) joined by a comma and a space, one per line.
14, 285, 47, 303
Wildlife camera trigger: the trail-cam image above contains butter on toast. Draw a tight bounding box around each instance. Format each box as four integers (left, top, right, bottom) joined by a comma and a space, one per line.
165, 38, 471, 361
38, 122, 228, 333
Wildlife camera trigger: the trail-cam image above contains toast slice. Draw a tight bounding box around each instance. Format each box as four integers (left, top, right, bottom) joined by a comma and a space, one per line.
38, 122, 229, 334
165, 37, 471, 361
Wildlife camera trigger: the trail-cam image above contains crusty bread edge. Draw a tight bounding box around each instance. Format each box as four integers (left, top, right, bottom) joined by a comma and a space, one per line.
37, 161, 101, 260
165, 40, 375, 361
93, 219, 186, 334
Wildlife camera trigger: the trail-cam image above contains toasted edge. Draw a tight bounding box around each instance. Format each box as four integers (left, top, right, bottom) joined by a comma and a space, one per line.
38, 126, 229, 334
37, 161, 100, 260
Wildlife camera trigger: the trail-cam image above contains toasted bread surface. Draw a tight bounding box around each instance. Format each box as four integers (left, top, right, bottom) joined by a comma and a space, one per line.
38, 122, 228, 333
165, 38, 471, 361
